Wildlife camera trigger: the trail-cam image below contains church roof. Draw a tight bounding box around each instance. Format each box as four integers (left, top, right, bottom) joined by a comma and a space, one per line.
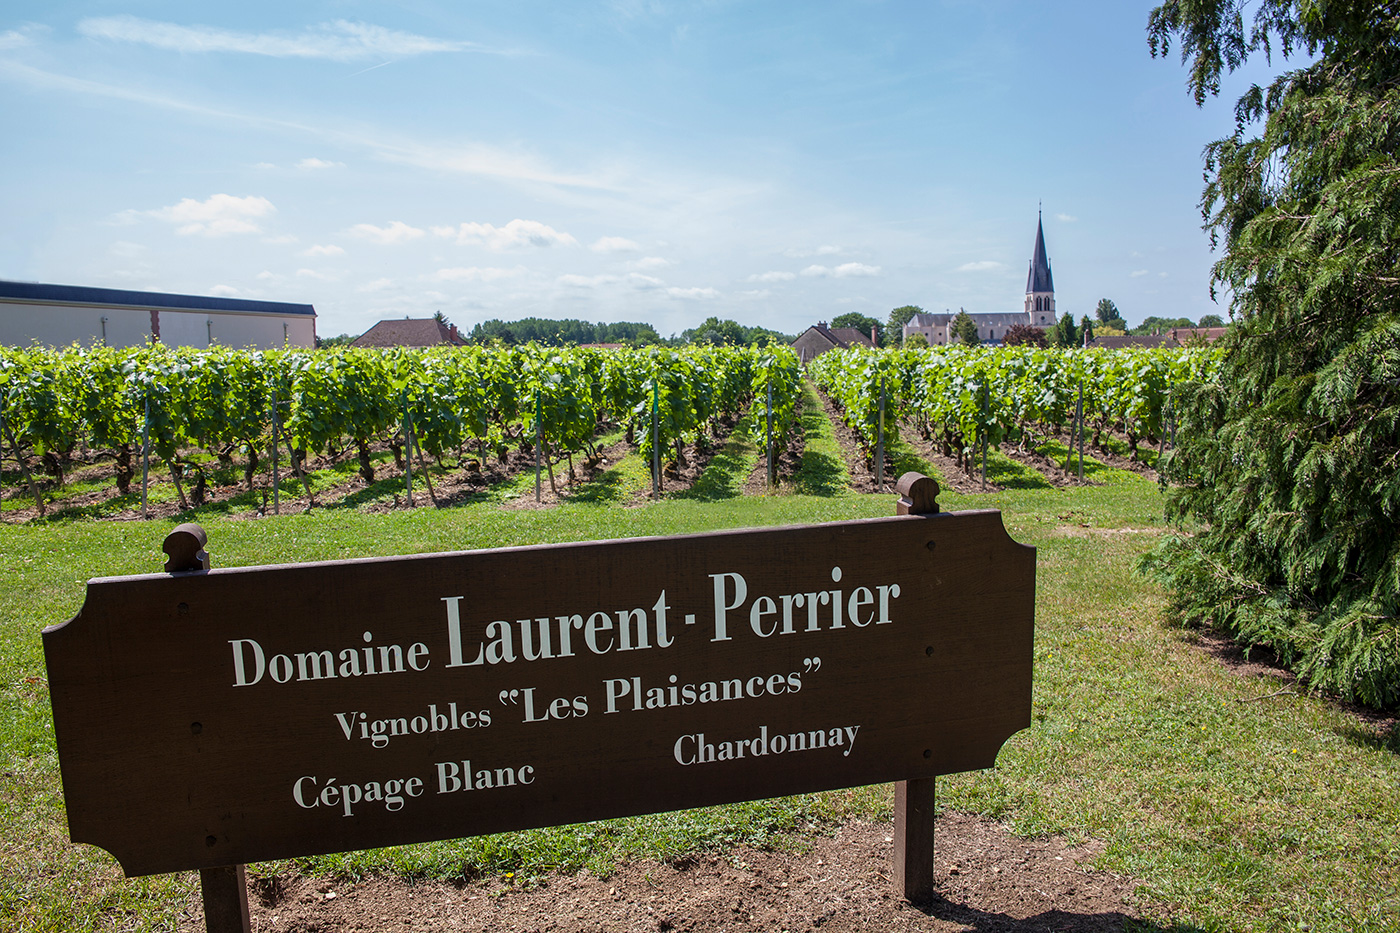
1026, 213, 1054, 295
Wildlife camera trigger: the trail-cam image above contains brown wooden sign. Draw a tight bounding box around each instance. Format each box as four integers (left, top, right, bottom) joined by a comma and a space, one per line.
44, 479, 1034, 881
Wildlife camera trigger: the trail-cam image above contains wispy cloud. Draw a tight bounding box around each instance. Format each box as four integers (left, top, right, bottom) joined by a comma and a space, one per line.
431, 266, 527, 282
627, 256, 671, 271
298, 157, 345, 170
77, 17, 498, 62
748, 270, 796, 283
0, 26, 44, 50
784, 245, 842, 258
148, 193, 275, 236
348, 221, 425, 244
438, 219, 578, 250
801, 262, 881, 278
1130, 269, 1149, 277
1056, 213, 1077, 222
558, 273, 619, 288
667, 286, 718, 299
590, 235, 641, 253
209, 284, 240, 297
957, 260, 1003, 272
302, 244, 345, 257
0, 60, 617, 191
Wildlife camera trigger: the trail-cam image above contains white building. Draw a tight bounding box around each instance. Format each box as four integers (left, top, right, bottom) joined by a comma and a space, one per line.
902, 212, 1059, 345
0, 281, 317, 350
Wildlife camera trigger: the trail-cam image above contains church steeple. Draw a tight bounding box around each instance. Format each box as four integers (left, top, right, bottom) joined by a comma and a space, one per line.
1024, 210, 1056, 325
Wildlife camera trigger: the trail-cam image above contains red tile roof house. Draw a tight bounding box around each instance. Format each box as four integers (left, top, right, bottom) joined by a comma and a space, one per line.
793, 322, 876, 362
351, 318, 468, 348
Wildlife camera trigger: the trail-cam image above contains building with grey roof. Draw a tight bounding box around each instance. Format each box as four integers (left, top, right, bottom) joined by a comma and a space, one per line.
0, 280, 316, 349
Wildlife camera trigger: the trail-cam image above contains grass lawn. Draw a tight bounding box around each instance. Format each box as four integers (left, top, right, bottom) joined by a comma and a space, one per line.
2, 476, 1398, 932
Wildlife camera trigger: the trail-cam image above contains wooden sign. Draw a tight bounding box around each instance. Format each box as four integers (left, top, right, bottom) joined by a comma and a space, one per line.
44, 475, 1034, 884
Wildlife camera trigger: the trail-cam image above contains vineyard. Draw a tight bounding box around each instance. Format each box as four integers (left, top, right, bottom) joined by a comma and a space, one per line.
0, 342, 804, 518
0, 342, 1218, 519
811, 343, 1220, 485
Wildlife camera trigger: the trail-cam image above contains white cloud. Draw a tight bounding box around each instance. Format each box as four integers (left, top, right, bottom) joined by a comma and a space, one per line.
431, 266, 526, 282
957, 260, 1004, 272
748, 270, 796, 283
741, 289, 772, 299
77, 17, 496, 62
256, 270, 278, 281
302, 244, 345, 257
801, 262, 881, 278
590, 235, 641, 253
209, 285, 239, 297
359, 278, 395, 292
348, 221, 425, 244
149, 193, 275, 236
297, 157, 345, 170
784, 245, 842, 258
442, 219, 578, 250
263, 234, 299, 245
558, 273, 620, 288
1056, 213, 1077, 222
627, 256, 672, 271
626, 273, 665, 289
667, 286, 718, 299
1130, 269, 1149, 277
296, 268, 337, 281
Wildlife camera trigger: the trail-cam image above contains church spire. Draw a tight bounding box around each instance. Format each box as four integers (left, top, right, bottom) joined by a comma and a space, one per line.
1024, 210, 1056, 323
1026, 210, 1054, 294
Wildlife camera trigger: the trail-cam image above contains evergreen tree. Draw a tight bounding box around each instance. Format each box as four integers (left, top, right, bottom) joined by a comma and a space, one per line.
1051, 312, 1078, 348
952, 309, 980, 346
1144, 0, 1400, 706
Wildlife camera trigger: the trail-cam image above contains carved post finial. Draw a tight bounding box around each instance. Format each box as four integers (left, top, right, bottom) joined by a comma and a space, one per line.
895, 472, 940, 516
163, 523, 210, 573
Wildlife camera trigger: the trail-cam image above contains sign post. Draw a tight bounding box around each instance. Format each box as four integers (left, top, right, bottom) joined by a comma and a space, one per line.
44, 473, 1032, 927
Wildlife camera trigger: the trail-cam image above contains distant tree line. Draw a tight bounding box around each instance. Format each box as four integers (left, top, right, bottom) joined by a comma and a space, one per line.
678, 316, 795, 347
468, 318, 663, 346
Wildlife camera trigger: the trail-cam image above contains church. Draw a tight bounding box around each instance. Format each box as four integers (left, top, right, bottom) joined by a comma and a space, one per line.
901, 212, 1057, 345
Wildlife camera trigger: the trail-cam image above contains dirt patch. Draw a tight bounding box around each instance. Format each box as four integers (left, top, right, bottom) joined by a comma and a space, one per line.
174, 816, 1165, 933
810, 386, 904, 495
893, 427, 1001, 496
1050, 526, 1164, 538
743, 432, 806, 496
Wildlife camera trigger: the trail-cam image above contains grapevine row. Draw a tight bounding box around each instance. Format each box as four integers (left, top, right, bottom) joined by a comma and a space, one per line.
809, 344, 1224, 474
0, 342, 804, 511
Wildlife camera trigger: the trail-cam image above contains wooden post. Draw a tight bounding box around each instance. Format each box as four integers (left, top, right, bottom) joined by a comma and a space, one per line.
161, 525, 248, 933
199, 865, 251, 933
894, 471, 940, 906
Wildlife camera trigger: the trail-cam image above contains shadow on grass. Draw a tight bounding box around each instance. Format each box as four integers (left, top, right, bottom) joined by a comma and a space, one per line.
984, 448, 1053, 490
793, 382, 849, 497
917, 896, 1205, 933
565, 465, 630, 504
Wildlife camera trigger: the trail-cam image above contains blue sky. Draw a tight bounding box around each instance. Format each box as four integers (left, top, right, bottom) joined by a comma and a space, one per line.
0, 2, 1294, 339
